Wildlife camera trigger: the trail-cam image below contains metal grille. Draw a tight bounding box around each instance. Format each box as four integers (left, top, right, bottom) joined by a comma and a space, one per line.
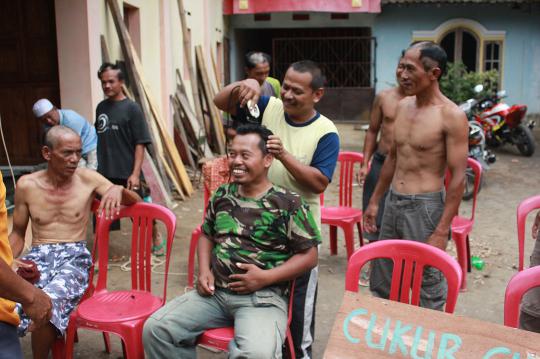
272, 36, 375, 88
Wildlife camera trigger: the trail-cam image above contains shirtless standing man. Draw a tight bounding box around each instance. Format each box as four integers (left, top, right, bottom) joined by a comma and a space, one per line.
360, 61, 407, 243
9, 126, 141, 358
363, 41, 468, 310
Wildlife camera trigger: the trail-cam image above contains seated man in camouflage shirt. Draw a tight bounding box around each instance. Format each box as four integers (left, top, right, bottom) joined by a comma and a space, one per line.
143, 124, 320, 358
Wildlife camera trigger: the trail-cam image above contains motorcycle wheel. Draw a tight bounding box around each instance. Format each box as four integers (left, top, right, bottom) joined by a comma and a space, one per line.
462, 167, 482, 201
515, 123, 536, 157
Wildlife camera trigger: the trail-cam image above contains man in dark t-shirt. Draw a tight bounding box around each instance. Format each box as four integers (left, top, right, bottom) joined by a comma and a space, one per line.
95, 63, 164, 254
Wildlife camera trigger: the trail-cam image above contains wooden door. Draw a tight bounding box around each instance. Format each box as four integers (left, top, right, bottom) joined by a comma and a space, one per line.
0, 0, 60, 165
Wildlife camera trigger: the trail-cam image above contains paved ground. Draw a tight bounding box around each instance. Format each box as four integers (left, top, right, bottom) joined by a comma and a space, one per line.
20, 122, 540, 358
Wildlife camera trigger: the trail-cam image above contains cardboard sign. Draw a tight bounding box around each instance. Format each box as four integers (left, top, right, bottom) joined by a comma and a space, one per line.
324, 291, 540, 358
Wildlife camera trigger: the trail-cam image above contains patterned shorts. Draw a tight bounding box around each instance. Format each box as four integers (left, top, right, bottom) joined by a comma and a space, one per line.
17, 241, 92, 336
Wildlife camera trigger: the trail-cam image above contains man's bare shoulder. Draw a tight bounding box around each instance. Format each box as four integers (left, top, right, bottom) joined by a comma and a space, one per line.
76, 168, 107, 183
441, 99, 467, 122
378, 87, 402, 102
16, 171, 45, 190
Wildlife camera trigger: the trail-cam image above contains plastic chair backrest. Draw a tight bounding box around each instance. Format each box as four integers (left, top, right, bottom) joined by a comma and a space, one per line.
516, 195, 540, 271
202, 184, 211, 219
345, 240, 462, 313
444, 157, 482, 221
504, 266, 540, 328
337, 151, 364, 207
94, 202, 176, 300
466, 158, 482, 221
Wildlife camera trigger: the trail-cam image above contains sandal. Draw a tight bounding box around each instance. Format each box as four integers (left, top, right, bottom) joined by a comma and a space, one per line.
151, 234, 167, 257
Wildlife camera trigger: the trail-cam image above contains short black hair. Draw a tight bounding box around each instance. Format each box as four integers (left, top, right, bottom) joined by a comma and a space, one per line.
406, 41, 448, 80
44, 125, 80, 149
235, 124, 274, 155
97, 62, 125, 81
245, 51, 271, 70
289, 60, 326, 90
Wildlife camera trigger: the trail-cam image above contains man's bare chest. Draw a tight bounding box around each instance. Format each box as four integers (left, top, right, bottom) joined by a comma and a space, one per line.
395, 116, 445, 153
28, 187, 93, 225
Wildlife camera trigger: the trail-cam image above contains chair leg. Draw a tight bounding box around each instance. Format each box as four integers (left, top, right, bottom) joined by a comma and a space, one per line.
329, 226, 338, 255
120, 327, 146, 359
466, 235, 472, 273
188, 228, 201, 288
103, 332, 112, 354
286, 332, 295, 359
52, 337, 66, 359
356, 222, 364, 247
64, 322, 77, 359
344, 224, 355, 259
453, 232, 468, 291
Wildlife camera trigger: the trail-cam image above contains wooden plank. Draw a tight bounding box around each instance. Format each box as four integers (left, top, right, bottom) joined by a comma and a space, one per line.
159, 153, 185, 201
210, 49, 222, 90
176, 0, 205, 136
174, 73, 212, 159
100, 35, 110, 62
324, 291, 540, 358
170, 95, 196, 169
141, 150, 174, 208
104, 0, 173, 183
101, 27, 175, 206
125, 39, 194, 196
195, 45, 226, 154
106, 0, 192, 197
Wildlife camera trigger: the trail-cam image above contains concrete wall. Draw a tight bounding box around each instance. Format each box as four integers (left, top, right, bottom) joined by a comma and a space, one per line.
373, 3, 540, 113
54, 0, 225, 130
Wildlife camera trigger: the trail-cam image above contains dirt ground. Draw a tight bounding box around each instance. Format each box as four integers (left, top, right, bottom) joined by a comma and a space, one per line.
20, 123, 540, 358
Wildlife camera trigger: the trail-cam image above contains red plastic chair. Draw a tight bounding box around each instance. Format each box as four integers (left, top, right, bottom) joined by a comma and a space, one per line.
321, 151, 364, 259
447, 157, 482, 290
52, 199, 106, 358
197, 282, 296, 358
64, 202, 177, 359
504, 266, 540, 328
187, 184, 211, 288
516, 195, 540, 271
345, 239, 462, 313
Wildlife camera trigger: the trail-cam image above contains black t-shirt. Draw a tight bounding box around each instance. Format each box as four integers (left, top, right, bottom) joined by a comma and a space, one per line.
95, 98, 151, 179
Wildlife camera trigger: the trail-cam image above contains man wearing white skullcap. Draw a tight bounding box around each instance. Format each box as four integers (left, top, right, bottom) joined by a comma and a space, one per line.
32, 99, 98, 170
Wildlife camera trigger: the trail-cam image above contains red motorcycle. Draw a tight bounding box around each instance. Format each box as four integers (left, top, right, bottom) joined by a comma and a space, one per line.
469, 85, 536, 156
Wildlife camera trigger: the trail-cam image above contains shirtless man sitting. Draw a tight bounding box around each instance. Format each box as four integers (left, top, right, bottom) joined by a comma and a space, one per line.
360, 57, 407, 243
363, 41, 468, 310
9, 126, 141, 359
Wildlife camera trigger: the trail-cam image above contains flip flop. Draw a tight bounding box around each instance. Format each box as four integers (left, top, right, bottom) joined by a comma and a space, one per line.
151, 238, 167, 257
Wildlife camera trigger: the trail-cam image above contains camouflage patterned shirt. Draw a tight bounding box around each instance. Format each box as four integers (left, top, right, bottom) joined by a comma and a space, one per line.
202, 183, 321, 289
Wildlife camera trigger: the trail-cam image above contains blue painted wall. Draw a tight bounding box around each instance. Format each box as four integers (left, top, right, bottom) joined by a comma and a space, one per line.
373, 3, 540, 113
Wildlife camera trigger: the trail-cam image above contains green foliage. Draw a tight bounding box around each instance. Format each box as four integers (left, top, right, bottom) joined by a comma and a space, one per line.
440, 62, 499, 104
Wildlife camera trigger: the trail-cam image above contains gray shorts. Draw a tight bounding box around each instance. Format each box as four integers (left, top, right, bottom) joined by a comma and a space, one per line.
369, 188, 448, 310
520, 232, 540, 331
362, 151, 388, 242
17, 242, 92, 336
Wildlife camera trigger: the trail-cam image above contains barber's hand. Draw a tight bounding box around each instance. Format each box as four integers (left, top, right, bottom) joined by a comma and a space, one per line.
427, 230, 449, 251
238, 79, 261, 108
533, 211, 540, 240
22, 287, 52, 331
98, 185, 123, 220
127, 175, 141, 192
228, 263, 268, 294
358, 165, 369, 186
363, 203, 379, 234
266, 135, 287, 160
197, 269, 215, 296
